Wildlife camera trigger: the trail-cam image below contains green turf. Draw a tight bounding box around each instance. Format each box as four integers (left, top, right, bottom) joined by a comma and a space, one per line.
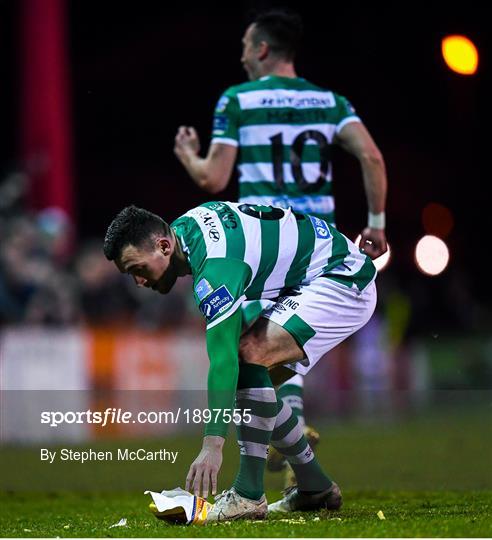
1, 406, 491, 537
0, 490, 491, 537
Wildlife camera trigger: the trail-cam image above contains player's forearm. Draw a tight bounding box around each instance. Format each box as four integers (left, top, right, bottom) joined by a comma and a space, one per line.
179, 150, 228, 194
204, 312, 242, 437
205, 359, 239, 437
177, 149, 212, 190
359, 151, 387, 215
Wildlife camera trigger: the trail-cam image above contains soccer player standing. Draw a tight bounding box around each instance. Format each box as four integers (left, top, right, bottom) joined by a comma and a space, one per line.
174, 8, 387, 486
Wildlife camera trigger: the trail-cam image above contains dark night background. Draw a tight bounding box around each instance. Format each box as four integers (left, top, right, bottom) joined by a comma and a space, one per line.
0, 0, 490, 320
2, 7, 492, 529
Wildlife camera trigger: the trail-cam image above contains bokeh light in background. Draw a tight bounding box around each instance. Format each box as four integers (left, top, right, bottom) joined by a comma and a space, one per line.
1, 5, 491, 527
355, 235, 391, 271
422, 202, 454, 238
415, 235, 450, 276
442, 35, 478, 75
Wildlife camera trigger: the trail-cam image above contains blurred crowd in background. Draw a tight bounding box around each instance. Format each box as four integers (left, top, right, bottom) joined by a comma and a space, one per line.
1, 168, 491, 412
0, 170, 198, 329
1, 168, 487, 335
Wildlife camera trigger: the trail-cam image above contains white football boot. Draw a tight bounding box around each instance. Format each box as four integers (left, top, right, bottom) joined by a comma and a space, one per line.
268, 482, 342, 513
206, 487, 268, 522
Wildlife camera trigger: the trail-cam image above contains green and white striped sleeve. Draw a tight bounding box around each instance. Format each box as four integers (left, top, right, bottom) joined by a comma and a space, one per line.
210, 89, 240, 147
334, 93, 361, 134
193, 258, 252, 437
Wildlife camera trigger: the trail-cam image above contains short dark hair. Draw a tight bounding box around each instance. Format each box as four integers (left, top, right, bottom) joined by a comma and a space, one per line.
251, 8, 303, 61
103, 205, 170, 261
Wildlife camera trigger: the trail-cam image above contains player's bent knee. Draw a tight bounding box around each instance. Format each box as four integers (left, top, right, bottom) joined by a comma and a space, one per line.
239, 333, 269, 366
239, 317, 305, 368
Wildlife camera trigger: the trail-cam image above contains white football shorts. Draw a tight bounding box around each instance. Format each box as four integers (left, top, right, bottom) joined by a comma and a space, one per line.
261, 277, 377, 375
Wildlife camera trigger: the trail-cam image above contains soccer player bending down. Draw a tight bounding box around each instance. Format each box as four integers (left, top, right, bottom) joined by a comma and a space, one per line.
104, 202, 377, 521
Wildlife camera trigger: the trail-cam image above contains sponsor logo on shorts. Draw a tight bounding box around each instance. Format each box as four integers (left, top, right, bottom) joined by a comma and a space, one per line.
271, 296, 299, 314
280, 297, 299, 310
199, 285, 234, 321
309, 215, 331, 239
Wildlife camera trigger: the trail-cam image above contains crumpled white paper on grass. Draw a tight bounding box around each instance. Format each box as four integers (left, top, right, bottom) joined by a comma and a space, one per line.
144, 487, 211, 525
109, 518, 127, 528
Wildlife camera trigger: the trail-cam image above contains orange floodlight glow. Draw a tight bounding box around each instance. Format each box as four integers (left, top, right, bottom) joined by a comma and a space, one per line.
415, 235, 450, 276
355, 235, 391, 272
442, 35, 478, 75
422, 203, 454, 239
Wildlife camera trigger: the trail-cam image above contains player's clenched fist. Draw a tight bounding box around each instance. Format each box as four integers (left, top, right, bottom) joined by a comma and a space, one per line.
174, 126, 201, 160
359, 227, 388, 260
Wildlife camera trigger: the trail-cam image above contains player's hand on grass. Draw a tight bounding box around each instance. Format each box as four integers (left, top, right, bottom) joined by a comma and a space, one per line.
174, 126, 200, 160
359, 227, 388, 259
186, 435, 224, 499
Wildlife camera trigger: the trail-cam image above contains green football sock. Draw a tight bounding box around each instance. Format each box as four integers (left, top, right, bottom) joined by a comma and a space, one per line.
277, 374, 305, 429
272, 397, 332, 492
233, 363, 277, 501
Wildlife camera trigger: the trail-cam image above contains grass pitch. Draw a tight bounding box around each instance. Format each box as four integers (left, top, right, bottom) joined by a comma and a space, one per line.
1, 490, 491, 537
1, 406, 491, 537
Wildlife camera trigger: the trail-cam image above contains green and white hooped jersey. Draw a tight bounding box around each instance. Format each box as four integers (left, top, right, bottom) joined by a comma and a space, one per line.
171, 201, 376, 329
210, 76, 361, 224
